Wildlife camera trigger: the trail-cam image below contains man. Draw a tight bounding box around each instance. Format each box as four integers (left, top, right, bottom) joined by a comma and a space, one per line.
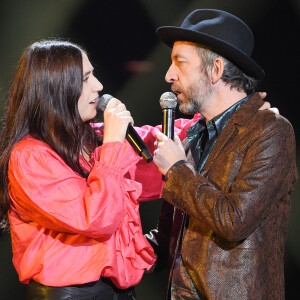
147, 9, 298, 300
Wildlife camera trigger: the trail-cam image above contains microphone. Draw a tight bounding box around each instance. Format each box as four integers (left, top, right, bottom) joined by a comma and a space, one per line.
97, 94, 153, 163
159, 92, 177, 140
159, 92, 177, 181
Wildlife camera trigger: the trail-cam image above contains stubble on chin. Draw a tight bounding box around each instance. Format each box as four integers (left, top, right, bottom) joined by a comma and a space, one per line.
178, 89, 203, 115
183, 80, 212, 115
178, 100, 199, 115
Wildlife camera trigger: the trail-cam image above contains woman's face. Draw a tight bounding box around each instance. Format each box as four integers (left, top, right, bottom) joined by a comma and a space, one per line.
78, 52, 103, 122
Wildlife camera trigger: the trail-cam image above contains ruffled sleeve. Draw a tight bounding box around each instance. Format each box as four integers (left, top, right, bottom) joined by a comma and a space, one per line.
92, 141, 156, 288
8, 137, 156, 288
8, 138, 135, 239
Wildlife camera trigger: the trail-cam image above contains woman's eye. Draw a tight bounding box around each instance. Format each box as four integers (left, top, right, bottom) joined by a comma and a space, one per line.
83, 76, 89, 82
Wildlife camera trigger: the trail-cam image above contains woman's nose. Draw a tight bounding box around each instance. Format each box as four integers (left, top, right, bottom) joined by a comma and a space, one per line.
94, 78, 103, 92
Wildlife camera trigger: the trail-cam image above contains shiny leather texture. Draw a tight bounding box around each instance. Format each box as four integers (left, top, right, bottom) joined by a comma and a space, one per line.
147, 93, 298, 300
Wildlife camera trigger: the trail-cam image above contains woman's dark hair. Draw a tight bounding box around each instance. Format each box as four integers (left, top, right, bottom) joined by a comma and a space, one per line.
0, 40, 102, 227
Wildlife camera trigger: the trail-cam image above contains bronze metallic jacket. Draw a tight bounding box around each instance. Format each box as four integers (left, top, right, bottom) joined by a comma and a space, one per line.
147, 94, 298, 299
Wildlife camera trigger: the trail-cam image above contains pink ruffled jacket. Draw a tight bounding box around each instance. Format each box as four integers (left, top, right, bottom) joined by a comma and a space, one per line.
7, 115, 200, 289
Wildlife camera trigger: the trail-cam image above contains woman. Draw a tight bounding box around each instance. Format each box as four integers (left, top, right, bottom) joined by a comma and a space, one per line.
0, 40, 156, 299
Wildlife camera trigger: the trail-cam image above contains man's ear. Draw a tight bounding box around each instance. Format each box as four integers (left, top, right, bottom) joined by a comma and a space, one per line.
211, 58, 224, 84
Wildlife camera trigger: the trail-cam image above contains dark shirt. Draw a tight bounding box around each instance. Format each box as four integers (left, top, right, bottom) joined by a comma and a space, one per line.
170, 94, 252, 299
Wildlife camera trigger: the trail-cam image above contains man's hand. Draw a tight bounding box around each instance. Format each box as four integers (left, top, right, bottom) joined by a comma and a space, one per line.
258, 92, 280, 114
153, 132, 187, 175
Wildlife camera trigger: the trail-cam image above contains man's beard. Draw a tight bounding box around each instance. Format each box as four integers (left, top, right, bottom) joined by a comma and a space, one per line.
179, 78, 212, 115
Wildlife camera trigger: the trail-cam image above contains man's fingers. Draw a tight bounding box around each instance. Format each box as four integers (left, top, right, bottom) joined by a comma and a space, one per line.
174, 133, 185, 152
174, 132, 181, 144
156, 131, 168, 142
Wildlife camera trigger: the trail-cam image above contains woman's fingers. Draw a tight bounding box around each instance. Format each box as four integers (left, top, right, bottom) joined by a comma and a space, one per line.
103, 98, 133, 143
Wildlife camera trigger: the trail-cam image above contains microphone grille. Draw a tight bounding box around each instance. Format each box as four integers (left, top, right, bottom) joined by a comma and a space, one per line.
97, 94, 113, 111
159, 92, 177, 109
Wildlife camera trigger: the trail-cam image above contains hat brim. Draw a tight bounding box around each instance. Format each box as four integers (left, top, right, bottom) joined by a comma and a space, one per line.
157, 26, 265, 80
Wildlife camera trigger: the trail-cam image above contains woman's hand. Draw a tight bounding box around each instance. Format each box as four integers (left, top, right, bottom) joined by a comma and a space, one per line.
258, 92, 280, 114
103, 98, 133, 143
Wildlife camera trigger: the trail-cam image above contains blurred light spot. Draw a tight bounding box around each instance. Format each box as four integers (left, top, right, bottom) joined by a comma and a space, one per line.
124, 60, 154, 73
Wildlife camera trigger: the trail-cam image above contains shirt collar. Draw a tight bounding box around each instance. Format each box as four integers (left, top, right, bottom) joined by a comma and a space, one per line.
187, 93, 253, 138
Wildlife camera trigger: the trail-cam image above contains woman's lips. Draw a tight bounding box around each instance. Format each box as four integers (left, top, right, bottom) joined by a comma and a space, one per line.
89, 97, 99, 105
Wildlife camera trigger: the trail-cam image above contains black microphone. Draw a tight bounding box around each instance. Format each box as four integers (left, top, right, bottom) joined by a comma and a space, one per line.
159, 92, 177, 140
159, 92, 177, 181
97, 94, 153, 163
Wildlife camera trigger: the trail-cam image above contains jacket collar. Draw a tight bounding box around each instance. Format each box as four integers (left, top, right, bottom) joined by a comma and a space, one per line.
183, 92, 265, 172
203, 92, 264, 173
231, 92, 264, 126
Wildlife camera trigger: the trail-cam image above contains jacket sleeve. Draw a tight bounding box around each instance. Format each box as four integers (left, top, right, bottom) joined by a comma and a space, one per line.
8, 140, 140, 239
162, 114, 298, 242
133, 114, 202, 201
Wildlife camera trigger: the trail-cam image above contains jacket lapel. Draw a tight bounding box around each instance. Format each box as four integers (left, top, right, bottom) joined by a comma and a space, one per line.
203, 94, 264, 173
182, 137, 197, 169
181, 93, 264, 174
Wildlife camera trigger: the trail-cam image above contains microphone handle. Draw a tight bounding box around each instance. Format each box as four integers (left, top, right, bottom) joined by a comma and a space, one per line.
126, 124, 153, 163
162, 108, 175, 140
161, 108, 175, 181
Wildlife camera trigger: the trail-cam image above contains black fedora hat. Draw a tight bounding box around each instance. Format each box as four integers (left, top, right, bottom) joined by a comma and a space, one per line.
157, 9, 265, 80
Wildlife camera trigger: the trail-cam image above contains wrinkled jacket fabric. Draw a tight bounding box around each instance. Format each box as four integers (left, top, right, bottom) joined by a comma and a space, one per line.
8, 138, 156, 288
147, 94, 298, 299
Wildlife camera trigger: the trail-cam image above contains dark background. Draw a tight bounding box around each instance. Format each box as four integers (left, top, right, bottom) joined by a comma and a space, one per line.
0, 0, 299, 299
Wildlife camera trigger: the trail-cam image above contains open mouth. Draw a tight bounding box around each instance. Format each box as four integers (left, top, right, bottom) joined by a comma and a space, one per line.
89, 97, 99, 104
173, 90, 182, 100
171, 86, 182, 97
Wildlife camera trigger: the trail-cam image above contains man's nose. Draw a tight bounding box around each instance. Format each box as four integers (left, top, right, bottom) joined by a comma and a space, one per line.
165, 64, 177, 83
